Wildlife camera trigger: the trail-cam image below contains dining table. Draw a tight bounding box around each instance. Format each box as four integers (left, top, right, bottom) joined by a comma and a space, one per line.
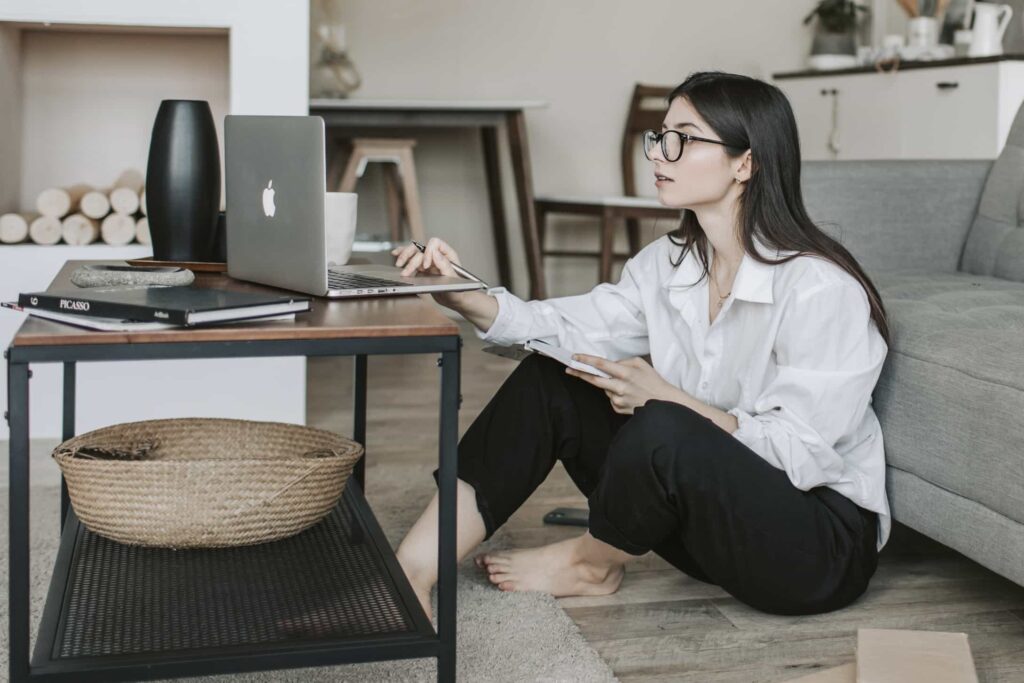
310, 98, 549, 299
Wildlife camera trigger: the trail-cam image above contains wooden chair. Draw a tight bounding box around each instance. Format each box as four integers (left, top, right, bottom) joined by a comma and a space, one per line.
534, 84, 680, 286
328, 138, 426, 243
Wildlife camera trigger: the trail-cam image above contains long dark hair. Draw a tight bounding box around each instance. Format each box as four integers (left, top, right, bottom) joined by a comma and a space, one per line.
666, 71, 890, 344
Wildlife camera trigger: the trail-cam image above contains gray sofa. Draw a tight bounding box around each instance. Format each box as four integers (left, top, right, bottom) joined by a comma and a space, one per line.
800, 104, 1024, 587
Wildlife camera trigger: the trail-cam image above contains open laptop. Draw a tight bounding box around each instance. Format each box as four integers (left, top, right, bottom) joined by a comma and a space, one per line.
225, 115, 485, 298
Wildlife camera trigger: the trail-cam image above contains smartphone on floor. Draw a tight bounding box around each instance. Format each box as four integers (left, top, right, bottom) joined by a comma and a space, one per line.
542, 507, 589, 527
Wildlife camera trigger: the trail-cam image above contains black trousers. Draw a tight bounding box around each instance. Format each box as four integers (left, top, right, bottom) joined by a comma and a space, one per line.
436, 354, 878, 615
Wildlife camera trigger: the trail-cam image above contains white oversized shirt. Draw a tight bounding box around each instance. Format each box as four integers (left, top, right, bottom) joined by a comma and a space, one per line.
479, 235, 891, 549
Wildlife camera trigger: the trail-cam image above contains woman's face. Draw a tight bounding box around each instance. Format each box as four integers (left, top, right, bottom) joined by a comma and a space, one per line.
650, 96, 747, 210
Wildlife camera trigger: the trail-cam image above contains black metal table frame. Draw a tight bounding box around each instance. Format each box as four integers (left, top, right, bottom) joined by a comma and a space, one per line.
6, 334, 462, 682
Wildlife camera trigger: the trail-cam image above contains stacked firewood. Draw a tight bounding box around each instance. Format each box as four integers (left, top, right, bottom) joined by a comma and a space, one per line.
0, 170, 151, 246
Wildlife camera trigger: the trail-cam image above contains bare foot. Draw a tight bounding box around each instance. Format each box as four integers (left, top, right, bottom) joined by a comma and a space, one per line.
474, 536, 625, 597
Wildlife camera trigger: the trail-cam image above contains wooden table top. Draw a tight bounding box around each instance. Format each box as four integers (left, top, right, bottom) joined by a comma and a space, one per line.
10, 261, 460, 347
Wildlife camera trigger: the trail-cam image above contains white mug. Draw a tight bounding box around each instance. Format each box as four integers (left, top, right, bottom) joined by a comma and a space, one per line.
324, 192, 358, 266
906, 16, 940, 48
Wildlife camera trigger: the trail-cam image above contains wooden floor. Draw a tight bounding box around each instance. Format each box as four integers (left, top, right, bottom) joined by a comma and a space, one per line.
307, 321, 1024, 683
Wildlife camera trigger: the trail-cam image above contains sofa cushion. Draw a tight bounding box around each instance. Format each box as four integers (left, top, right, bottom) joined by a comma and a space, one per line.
960, 103, 1024, 280
804, 160, 989, 275
870, 270, 1024, 526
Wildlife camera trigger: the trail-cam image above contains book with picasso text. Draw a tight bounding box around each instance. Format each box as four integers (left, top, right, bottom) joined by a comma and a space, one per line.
17, 285, 310, 326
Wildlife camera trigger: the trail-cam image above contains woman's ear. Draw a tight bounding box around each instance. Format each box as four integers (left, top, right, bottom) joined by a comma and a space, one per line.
734, 150, 754, 183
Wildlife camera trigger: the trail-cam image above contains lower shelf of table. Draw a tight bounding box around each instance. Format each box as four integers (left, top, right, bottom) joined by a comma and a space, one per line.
29, 480, 439, 682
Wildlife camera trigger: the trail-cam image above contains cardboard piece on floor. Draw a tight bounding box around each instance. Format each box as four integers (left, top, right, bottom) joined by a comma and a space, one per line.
784, 662, 856, 682
856, 629, 979, 683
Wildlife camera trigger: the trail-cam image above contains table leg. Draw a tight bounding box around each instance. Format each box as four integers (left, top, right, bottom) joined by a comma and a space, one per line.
481, 126, 512, 290
436, 343, 460, 683
61, 362, 75, 531
626, 217, 642, 256
599, 208, 616, 283
353, 354, 367, 490
7, 356, 30, 683
506, 111, 545, 301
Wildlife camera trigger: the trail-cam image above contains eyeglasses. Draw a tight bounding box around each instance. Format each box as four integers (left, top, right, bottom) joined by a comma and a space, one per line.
642, 129, 735, 162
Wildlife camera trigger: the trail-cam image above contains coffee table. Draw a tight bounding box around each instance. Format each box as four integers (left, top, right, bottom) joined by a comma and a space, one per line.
6, 261, 462, 682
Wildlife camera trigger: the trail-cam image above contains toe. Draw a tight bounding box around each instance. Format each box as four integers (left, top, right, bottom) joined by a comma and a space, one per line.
488, 572, 511, 585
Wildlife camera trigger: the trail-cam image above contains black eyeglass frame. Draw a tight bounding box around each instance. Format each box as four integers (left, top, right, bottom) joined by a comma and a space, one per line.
642, 129, 737, 162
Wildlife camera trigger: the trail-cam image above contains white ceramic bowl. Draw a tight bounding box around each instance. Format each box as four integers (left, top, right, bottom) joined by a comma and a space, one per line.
808, 54, 860, 70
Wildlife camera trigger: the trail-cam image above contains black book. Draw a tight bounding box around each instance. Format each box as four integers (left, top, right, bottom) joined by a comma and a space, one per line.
18, 285, 310, 326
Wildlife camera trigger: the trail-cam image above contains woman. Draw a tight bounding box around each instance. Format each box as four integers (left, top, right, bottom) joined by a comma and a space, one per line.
391, 71, 890, 620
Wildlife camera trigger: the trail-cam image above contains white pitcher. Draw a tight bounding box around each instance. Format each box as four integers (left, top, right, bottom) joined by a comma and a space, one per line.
968, 3, 1014, 57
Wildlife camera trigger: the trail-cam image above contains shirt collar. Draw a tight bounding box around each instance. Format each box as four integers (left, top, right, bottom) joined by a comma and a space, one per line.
663, 235, 778, 305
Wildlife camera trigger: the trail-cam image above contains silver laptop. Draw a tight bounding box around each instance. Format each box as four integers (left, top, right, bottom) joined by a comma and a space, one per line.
225, 115, 485, 298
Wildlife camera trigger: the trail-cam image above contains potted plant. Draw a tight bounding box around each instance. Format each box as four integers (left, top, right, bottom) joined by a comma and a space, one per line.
803, 0, 870, 67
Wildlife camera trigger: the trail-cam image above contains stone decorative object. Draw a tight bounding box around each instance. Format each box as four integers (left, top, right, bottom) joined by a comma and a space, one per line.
70, 265, 195, 288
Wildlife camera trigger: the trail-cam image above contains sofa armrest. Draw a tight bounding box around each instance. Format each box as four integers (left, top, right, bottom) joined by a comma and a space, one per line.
801, 160, 991, 274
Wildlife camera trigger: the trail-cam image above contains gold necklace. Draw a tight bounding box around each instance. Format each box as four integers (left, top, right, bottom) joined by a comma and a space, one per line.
710, 265, 732, 310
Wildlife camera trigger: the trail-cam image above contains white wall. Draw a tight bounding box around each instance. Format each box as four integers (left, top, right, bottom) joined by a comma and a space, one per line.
0, 0, 309, 114
319, 0, 816, 296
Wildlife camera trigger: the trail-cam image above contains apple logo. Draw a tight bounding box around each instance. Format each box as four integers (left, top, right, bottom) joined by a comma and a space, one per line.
262, 180, 276, 218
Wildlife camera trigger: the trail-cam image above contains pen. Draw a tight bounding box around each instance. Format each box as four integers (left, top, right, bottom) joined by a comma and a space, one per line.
411, 240, 490, 288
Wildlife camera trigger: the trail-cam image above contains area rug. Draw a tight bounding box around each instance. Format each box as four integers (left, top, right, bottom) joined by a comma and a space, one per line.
0, 463, 617, 682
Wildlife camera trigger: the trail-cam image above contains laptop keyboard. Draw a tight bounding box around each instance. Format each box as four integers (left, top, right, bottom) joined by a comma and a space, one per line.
327, 270, 414, 291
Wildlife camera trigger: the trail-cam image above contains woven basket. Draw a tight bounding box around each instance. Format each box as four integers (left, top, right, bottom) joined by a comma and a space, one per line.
53, 418, 363, 549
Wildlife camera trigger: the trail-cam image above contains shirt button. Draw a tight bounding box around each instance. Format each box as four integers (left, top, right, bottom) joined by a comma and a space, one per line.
701, 381, 709, 389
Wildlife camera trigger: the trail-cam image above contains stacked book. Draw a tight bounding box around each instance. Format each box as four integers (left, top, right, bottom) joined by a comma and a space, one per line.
3, 285, 310, 332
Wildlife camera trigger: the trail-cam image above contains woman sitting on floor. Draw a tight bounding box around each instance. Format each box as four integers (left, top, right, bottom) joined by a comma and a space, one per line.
391, 70, 891, 620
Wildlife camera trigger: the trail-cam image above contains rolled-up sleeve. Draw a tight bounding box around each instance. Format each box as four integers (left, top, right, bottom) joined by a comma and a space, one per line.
727, 280, 888, 491
477, 258, 649, 360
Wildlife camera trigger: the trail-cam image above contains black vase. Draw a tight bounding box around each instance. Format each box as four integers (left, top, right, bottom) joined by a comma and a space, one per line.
145, 100, 221, 262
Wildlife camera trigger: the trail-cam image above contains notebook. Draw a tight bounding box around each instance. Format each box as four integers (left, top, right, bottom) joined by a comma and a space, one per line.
17, 285, 310, 327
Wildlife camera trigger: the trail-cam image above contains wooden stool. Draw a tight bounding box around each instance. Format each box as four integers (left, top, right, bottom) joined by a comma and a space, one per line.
330, 138, 426, 243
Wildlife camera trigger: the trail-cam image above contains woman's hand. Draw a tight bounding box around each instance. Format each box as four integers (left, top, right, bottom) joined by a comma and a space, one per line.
567, 355, 682, 415
392, 237, 461, 278
392, 237, 467, 307
391, 237, 499, 331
